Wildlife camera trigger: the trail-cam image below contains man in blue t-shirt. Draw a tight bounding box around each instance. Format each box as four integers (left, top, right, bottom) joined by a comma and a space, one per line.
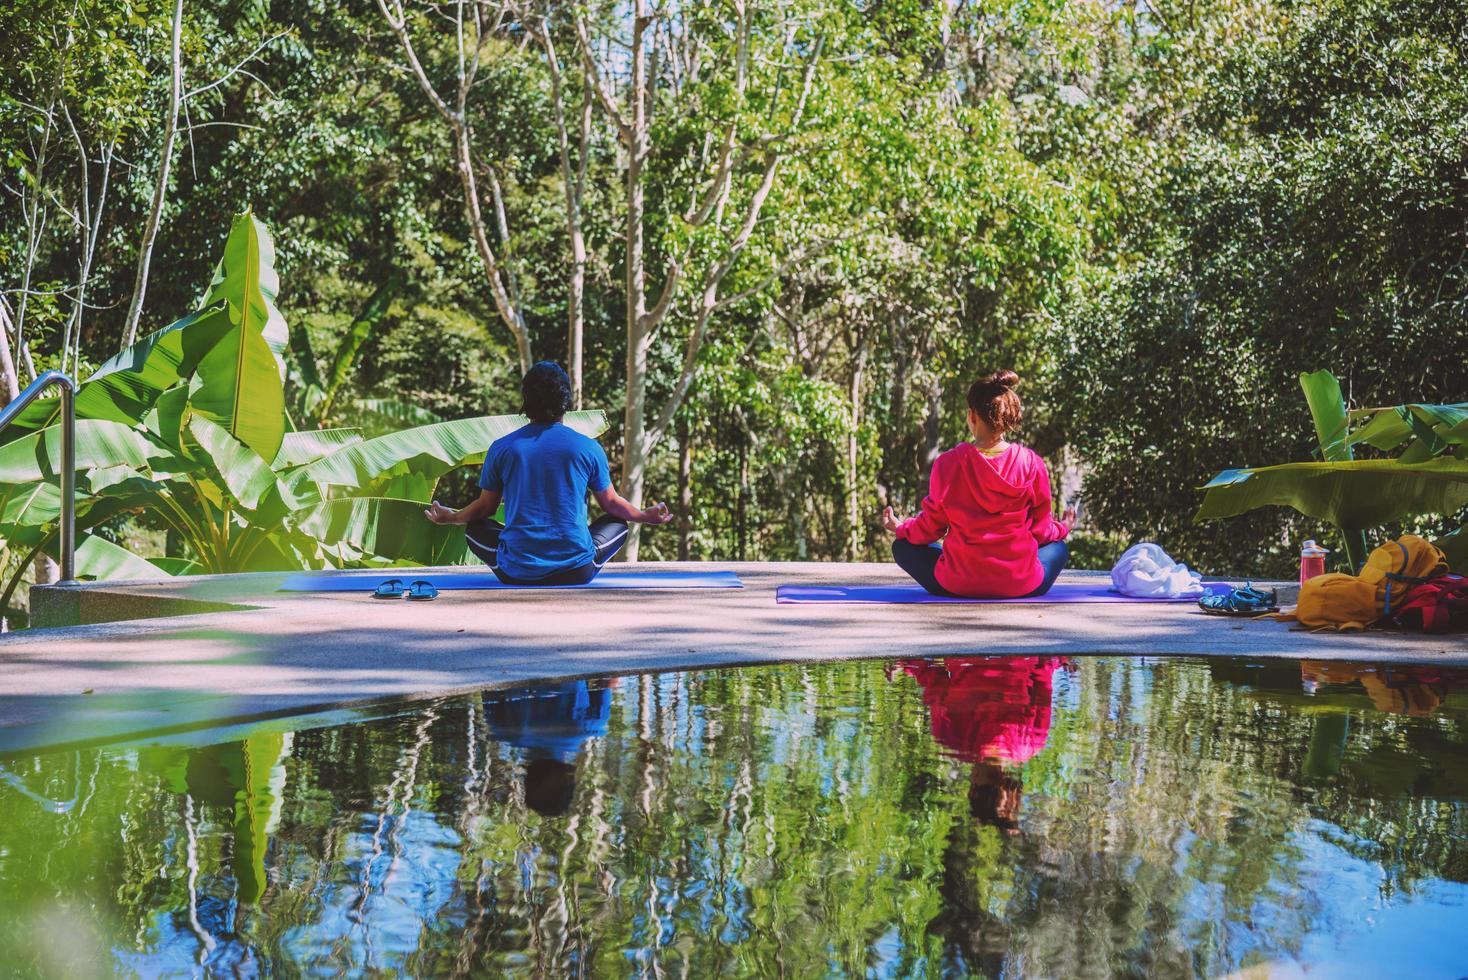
424, 361, 673, 585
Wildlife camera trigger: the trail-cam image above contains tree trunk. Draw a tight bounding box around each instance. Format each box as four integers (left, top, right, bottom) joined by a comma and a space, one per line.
566, 223, 587, 408
14, 98, 56, 382
737, 437, 748, 562
122, 0, 184, 349
621, 0, 651, 560
847, 352, 867, 560
376, 0, 531, 372
677, 415, 691, 560
454, 126, 531, 373
543, 26, 591, 409
63, 126, 113, 376
0, 302, 26, 623
923, 376, 945, 470
883, 329, 910, 507
792, 482, 808, 560
0, 301, 20, 403
9, 299, 56, 588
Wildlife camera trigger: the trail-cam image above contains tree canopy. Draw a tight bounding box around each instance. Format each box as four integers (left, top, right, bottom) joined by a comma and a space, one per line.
3, 0, 1465, 608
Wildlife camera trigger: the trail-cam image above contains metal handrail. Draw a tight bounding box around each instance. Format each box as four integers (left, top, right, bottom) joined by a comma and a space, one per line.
0, 371, 77, 583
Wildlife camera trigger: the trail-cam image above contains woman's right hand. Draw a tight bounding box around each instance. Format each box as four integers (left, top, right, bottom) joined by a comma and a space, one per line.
881, 506, 903, 535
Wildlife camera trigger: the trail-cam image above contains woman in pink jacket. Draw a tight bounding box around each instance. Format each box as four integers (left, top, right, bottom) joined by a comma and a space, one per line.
882, 370, 1074, 598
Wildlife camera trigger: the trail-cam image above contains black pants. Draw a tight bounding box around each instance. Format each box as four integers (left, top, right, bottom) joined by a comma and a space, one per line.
465, 515, 629, 585
892, 538, 1070, 598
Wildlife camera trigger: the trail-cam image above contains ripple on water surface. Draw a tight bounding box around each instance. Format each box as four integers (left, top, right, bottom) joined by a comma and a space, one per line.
1, 655, 1466, 978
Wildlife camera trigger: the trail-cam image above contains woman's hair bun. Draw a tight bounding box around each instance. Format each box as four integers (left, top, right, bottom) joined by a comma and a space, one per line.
966, 369, 1023, 433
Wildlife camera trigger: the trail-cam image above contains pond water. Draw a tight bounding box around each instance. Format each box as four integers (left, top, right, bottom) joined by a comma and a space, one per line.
2, 655, 1466, 978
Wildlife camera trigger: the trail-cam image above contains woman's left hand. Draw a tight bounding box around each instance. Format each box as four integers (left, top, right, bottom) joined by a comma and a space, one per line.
881, 506, 903, 535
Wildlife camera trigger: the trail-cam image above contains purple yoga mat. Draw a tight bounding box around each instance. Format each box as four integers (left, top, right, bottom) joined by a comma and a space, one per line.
774, 580, 1232, 605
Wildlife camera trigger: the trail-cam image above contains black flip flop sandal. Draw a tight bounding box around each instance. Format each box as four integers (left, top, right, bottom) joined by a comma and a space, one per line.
373, 578, 406, 599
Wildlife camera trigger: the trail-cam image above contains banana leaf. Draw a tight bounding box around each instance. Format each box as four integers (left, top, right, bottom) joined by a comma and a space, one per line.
1300, 370, 1353, 462
292, 410, 609, 493
1197, 457, 1468, 528
295, 496, 470, 566
371, 470, 435, 503
272, 428, 364, 469
148, 556, 202, 576
144, 384, 192, 454
0, 419, 164, 484
188, 211, 289, 465
188, 417, 278, 513
70, 535, 173, 581
0, 307, 232, 440
188, 416, 300, 520
288, 319, 323, 393
1346, 402, 1468, 458
0, 481, 61, 530
198, 209, 291, 357
1436, 525, 1467, 571
1298, 370, 1369, 568
0, 481, 160, 551
223, 524, 330, 573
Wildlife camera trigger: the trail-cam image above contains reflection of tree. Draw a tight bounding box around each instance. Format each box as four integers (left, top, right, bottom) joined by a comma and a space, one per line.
182, 734, 291, 905
0, 657, 1465, 975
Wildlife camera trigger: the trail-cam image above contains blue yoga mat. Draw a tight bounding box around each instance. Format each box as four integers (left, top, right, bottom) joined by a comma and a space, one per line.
279, 569, 743, 592
775, 580, 1232, 605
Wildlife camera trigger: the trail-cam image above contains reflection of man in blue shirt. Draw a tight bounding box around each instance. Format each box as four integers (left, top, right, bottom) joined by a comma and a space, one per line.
484, 679, 617, 815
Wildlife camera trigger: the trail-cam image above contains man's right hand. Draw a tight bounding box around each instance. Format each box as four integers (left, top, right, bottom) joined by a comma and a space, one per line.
640, 501, 674, 525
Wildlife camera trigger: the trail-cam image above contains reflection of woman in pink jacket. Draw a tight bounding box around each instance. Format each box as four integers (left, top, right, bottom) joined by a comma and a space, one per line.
882, 370, 1074, 598
900, 656, 1066, 833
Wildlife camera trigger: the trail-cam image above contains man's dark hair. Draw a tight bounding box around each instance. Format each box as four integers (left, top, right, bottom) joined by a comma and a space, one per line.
524, 758, 577, 816
521, 361, 573, 422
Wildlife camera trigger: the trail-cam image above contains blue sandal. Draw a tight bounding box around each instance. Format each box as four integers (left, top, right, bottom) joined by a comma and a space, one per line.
1199, 583, 1279, 616
407, 580, 438, 601
373, 578, 406, 599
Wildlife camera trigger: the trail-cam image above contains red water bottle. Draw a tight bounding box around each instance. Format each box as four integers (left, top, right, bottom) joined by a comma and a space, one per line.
1300, 540, 1328, 585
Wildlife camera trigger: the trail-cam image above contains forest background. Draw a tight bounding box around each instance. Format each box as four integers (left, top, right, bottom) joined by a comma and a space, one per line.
2, 0, 1465, 618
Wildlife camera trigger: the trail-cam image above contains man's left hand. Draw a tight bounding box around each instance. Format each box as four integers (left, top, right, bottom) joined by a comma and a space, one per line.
424, 500, 458, 525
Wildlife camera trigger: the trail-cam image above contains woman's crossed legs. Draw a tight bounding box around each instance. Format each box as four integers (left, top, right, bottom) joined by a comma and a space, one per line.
892, 538, 1069, 599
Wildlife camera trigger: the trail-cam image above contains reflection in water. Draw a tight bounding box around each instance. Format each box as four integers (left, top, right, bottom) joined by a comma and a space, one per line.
1, 656, 1467, 977
484, 678, 617, 816
1301, 660, 1468, 717
898, 656, 1068, 833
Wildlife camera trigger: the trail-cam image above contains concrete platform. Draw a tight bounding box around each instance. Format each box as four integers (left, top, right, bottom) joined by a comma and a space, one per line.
4, 562, 1462, 756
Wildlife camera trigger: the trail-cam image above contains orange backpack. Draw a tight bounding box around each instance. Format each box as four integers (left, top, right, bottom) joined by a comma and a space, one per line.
1285, 535, 1449, 632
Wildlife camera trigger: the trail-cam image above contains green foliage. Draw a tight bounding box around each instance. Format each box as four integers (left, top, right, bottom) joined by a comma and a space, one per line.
0, 210, 609, 592
4, 0, 1466, 592
1198, 373, 1468, 570
1060, 0, 1468, 576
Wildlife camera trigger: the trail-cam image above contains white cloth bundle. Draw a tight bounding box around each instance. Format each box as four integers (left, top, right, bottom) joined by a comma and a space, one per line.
1110, 542, 1205, 598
